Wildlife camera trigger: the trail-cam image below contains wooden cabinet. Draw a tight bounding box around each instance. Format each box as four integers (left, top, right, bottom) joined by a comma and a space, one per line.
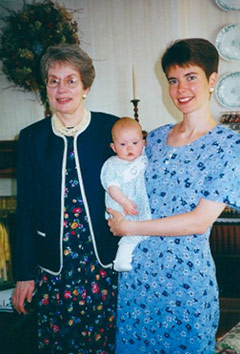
210, 207, 240, 298
210, 207, 240, 337
0, 140, 17, 178
0, 302, 37, 354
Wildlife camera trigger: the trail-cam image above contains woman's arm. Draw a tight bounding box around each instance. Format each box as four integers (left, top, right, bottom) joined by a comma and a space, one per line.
107, 198, 226, 236
15, 129, 37, 280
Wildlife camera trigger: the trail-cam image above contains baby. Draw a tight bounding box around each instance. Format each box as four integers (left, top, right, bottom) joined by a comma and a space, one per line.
101, 117, 151, 271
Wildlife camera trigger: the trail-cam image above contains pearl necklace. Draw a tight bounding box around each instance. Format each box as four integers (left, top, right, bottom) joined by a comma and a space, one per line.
52, 109, 90, 136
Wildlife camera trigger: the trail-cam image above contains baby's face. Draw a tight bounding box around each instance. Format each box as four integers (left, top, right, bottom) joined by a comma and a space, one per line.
111, 127, 145, 162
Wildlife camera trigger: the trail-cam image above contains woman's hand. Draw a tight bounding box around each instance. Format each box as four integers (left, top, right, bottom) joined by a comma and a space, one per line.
12, 280, 35, 314
107, 208, 130, 236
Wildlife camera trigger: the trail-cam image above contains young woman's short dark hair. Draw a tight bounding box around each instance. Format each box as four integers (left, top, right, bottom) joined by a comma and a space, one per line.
161, 38, 219, 79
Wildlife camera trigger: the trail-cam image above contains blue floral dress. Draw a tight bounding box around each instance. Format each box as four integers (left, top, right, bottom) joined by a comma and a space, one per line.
116, 124, 240, 354
37, 136, 117, 353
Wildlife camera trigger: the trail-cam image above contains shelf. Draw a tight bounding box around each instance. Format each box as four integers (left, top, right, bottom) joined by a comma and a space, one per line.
216, 217, 240, 224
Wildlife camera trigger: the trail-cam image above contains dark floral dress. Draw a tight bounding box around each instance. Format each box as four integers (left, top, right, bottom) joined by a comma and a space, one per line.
37, 136, 117, 353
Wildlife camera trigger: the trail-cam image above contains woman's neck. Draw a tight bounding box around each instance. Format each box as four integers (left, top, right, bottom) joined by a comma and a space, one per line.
167, 108, 217, 147
56, 107, 85, 128
180, 114, 217, 134
52, 108, 90, 137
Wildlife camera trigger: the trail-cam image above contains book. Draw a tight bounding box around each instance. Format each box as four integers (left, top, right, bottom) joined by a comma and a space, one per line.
0, 288, 14, 312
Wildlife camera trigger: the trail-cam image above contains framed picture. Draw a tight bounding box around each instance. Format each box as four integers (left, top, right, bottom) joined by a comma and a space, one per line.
0, 141, 17, 178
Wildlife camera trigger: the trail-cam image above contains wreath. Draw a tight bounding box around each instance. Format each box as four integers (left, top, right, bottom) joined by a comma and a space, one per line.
0, 0, 80, 114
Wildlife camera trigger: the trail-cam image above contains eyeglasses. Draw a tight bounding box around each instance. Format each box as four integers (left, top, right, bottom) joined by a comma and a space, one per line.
46, 76, 80, 89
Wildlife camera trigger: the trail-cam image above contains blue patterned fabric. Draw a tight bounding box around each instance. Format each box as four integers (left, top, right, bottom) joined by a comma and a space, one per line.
116, 124, 240, 354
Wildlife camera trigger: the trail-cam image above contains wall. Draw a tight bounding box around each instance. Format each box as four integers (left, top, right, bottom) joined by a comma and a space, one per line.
0, 0, 240, 193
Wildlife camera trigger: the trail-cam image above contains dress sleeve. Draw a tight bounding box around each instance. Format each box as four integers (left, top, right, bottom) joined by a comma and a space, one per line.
201, 147, 240, 210
100, 157, 122, 191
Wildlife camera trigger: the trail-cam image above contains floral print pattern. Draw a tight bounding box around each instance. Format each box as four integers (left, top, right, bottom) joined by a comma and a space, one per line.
38, 136, 117, 353
116, 125, 240, 354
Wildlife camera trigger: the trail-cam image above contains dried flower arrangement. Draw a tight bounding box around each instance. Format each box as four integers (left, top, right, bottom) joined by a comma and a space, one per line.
0, 0, 80, 113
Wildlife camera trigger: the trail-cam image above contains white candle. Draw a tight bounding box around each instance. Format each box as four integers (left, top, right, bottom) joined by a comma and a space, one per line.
132, 65, 136, 99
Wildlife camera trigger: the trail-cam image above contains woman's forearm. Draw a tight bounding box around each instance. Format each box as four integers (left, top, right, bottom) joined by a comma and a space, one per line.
108, 198, 226, 237
126, 211, 207, 236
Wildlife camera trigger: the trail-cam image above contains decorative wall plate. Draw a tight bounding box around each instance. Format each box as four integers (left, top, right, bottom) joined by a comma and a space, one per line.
216, 24, 240, 60
215, 0, 240, 11
215, 72, 240, 108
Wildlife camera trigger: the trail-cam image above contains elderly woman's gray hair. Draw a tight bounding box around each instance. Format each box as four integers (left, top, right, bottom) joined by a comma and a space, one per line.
41, 44, 96, 89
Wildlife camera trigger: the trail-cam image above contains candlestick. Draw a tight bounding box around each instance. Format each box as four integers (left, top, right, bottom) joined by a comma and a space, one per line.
131, 99, 140, 122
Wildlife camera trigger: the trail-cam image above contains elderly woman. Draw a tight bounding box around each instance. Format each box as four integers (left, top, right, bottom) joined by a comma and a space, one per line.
12, 44, 119, 353
108, 38, 240, 354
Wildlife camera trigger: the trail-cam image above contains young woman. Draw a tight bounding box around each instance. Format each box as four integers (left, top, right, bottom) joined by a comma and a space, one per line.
108, 38, 240, 354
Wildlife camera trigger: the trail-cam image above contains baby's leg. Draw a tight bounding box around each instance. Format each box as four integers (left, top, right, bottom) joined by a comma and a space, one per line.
113, 242, 138, 272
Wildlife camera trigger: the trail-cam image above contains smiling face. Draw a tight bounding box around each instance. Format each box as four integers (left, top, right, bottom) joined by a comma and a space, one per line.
167, 64, 217, 115
110, 126, 145, 162
46, 61, 89, 125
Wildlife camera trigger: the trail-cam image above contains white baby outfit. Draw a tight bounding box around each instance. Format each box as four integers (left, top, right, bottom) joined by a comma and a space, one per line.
101, 150, 151, 271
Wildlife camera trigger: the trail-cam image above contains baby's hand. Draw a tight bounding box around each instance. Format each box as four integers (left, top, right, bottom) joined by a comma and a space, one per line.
122, 200, 139, 215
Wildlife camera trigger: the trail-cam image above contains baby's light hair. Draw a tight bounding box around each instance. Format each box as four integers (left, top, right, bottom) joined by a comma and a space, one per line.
112, 117, 143, 142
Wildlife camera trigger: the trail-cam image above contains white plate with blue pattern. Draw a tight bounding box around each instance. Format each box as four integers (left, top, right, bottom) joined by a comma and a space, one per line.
215, 72, 240, 108
215, 0, 240, 11
216, 24, 240, 60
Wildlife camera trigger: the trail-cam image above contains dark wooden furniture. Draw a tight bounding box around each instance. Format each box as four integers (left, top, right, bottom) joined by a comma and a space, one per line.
210, 208, 240, 298
0, 140, 17, 178
0, 299, 38, 354
210, 207, 240, 338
